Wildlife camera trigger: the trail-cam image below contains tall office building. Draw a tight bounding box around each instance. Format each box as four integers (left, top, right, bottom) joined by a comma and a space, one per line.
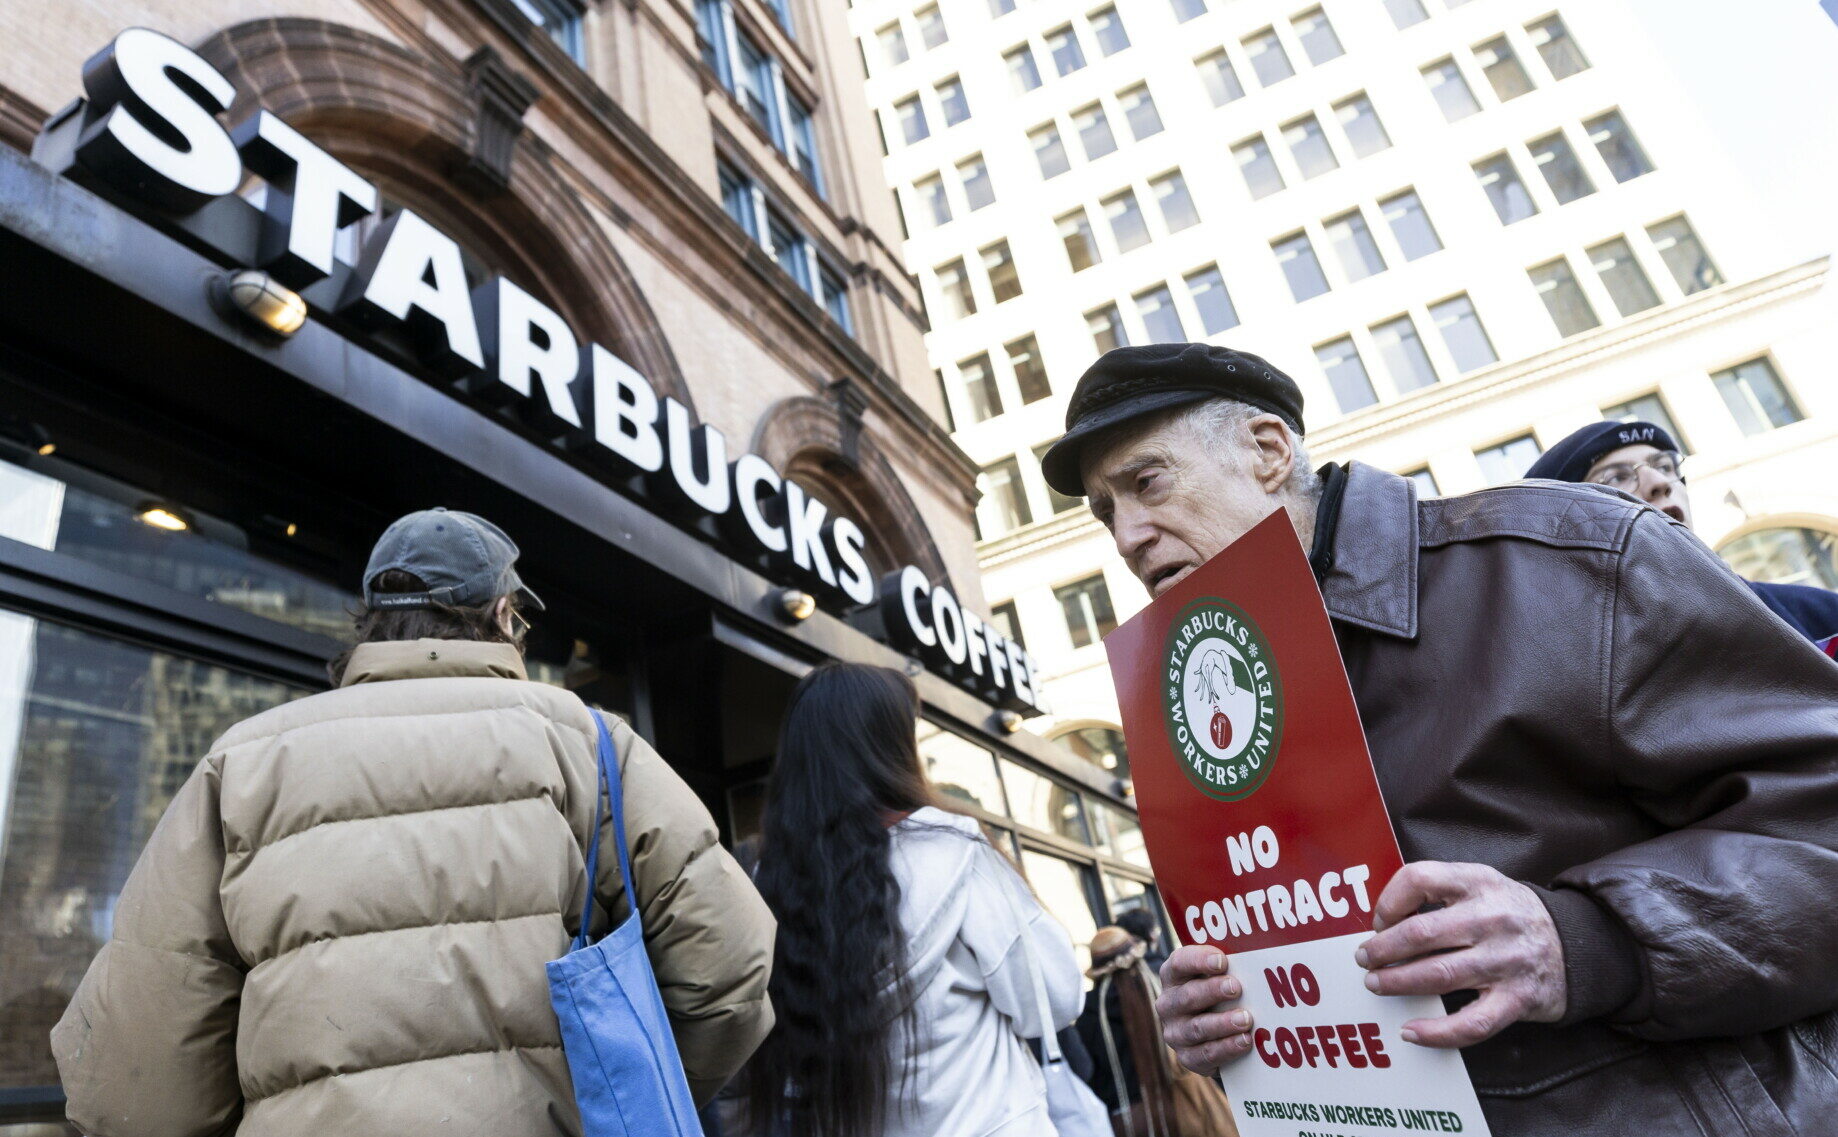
849, 0, 1838, 761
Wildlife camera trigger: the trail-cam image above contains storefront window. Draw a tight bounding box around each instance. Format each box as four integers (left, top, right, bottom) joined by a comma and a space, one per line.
0, 457, 354, 641
0, 614, 307, 1090
1719, 527, 1838, 590
1093, 800, 1151, 869
1021, 848, 1103, 976
1000, 758, 1090, 844
916, 720, 1008, 816
1054, 725, 1130, 780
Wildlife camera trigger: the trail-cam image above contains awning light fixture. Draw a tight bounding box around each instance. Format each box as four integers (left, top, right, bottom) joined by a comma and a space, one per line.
775, 588, 817, 622
217, 269, 307, 337
136, 502, 192, 532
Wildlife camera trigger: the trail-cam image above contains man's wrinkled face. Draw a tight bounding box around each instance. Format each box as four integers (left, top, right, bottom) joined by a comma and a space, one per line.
1082, 412, 1291, 598
1584, 443, 1692, 526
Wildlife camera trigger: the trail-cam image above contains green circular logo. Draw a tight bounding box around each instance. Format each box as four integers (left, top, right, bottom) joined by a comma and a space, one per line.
1161, 598, 1284, 801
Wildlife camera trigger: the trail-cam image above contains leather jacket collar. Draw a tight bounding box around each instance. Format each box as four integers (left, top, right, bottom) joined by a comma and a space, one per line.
1314, 462, 1419, 641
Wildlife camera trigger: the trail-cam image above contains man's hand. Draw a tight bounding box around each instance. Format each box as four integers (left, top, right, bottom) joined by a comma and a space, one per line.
1357, 861, 1567, 1048
1156, 945, 1255, 1074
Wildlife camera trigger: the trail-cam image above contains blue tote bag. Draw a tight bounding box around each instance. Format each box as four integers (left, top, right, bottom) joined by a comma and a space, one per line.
548, 712, 704, 1136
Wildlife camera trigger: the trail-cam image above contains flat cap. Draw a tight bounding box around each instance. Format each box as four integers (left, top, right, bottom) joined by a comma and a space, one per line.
1525, 420, 1679, 484
1039, 343, 1305, 497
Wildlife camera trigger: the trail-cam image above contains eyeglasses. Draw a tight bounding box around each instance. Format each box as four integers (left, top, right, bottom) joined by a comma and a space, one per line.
1587, 450, 1683, 492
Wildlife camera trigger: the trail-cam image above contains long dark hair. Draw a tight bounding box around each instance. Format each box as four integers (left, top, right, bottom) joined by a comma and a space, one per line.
744, 663, 937, 1137
327, 569, 526, 685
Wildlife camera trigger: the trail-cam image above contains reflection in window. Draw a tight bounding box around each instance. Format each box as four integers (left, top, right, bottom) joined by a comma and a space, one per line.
1647, 216, 1722, 295
1047, 25, 1088, 76
1185, 265, 1240, 335
1091, 5, 1131, 55
1002, 760, 1091, 844
1055, 725, 1131, 779
936, 257, 976, 319
916, 720, 1008, 815
1056, 573, 1117, 648
1197, 50, 1245, 106
1474, 36, 1534, 101
1074, 102, 1119, 161
1527, 15, 1590, 79
960, 353, 1004, 422
1315, 336, 1378, 413
1273, 231, 1330, 302
1474, 154, 1538, 225
1587, 237, 1661, 317
936, 76, 971, 127
980, 458, 1033, 536
959, 154, 996, 211
1324, 209, 1386, 282
1244, 28, 1295, 86
916, 3, 948, 49
1335, 94, 1391, 158
1381, 189, 1442, 260
1007, 335, 1051, 403
1406, 467, 1440, 499
1429, 293, 1498, 373
896, 95, 930, 145
1095, 802, 1150, 868
914, 174, 951, 228
1151, 171, 1200, 232
1120, 85, 1164, 141
1088, 304, 1129, 353
1529, 130, 1595, 204
1134, 285, 1186, 343
1105, 190, 1151, 253
1603, 394, 1688, 454
983, 240, 1022, 302
1712, 359, 1803, 435
0, 456, 354, 640
1032, 123, 1072, 179
1233, 135, 1285, 199
1530, 257, 1601, 337
1423, 58, 1480, 122
1372, 314, 1439, 393
0, 616, 307, 1088
1293, 7, 1344, 64
1021, 849, 1103, 974
1283, 114, 1338, 179
1060, 209, 1102, 272
1586, 112, 1654, 183
1006, 44, 1043, 93
1385, 0, 1429, 29
1719, 528, 1838, 590
989, 599, 1025, 648
1475, 434, 1543, 484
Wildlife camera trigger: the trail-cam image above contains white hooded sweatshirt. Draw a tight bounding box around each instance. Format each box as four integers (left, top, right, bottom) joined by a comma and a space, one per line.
883, 807, 1084, 1137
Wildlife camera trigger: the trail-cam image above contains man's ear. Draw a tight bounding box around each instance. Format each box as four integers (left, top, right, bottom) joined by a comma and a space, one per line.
494, 595, 514, 638
1248, 416, 1295, 493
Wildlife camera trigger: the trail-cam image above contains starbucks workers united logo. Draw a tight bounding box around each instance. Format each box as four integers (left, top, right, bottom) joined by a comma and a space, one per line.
1162, 599, 1284, 801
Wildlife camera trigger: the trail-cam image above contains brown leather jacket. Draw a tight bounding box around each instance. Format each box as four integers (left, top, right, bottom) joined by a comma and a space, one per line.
1320, 462, 1838, 1136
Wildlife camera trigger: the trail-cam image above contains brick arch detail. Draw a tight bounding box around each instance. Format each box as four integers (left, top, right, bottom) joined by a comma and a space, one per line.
753, 397, 950, 585
195, 17, 692, 411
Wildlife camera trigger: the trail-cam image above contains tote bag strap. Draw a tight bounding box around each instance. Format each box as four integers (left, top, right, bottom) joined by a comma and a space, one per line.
987, 845, 1065, 1066
570, 709, 636, 953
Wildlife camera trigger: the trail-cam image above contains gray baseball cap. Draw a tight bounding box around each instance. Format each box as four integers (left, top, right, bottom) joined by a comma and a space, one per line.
362, 508, 544, 612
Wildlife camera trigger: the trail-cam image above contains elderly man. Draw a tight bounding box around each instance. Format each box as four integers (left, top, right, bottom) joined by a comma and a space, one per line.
1039, 343, 1838, 1135
1527, 418, 1838, 643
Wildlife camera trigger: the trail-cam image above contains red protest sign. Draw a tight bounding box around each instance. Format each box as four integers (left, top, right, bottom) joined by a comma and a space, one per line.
1105, 509, 1403, 953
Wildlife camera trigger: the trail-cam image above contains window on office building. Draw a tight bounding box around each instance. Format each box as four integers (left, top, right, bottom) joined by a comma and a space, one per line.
1048, 25, 1088, 75
1423, 58, 1480, 121
990, 600, 1025, 649
1074, 103, 1119, 160
990, 0, 1017, 15
1185, 265, 1240, 335
914, 173, 951, 227
1475, 153, 1538, 225
1587, 112, 1654, 182
960, 353, 1003, 421
1527, 15, 1590, 79
1244, 28, 1295, 86
1429, 293, 1498, 372
1528, 130, 1595, 204
788, 98, 822, 191
916, 3, 948, 49
982, 457, 1033, 535
1284, 114, 1339, 179
936, 76, 971, 126
1135, 284, 1186, 342
1033, 444, 1084, 515
1335, 93, 1392, 158
1476, 434, 1543, 484
1372, 314, 1439, 393
1474, 35, 1534, 101
766, 210, 810, 289
1588, 237, 1662, 317
1325, 209, 1387, 282
514, 0, 588, 61
1105, 189, 1151, 252
1712, 358, 1802, 435
1059, 209, 1102, 271
1234, 136, 1286, 199
959, 154, 995, 211
1406, 467, 1440, 498
1197, 50, 1246, 106
1386, 0, 1429, 29
1008, 335, 1052, 403
1171, 0, 1207, 22
1032, 123, 1072, 178
1316, 336, 1378, 413
1057, 574, 1118, 648
1647, 216, 1722, 295
1088, 304, 1128, 352
1151, 171, 1201, 232
1273, 231, 1330, 301
1091, 5, 1131, 55
736, 35, 775, 129
1120, 84, 1164, 140
983, 240, 1023, 302
820, 266, 852, 332
1603, 393, 1687, 453
1381, 189, 1443, 259
719, 162, 756, 236
877, 22, 910, 68
1529, 257, 1601, 336
896, 94, 930, 144
936, 257, 977, 319
1293, 7, 1344, 64
1006, 44, 1044, 92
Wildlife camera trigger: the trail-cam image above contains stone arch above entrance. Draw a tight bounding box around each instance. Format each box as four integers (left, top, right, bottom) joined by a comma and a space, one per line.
195, 17, 692, 411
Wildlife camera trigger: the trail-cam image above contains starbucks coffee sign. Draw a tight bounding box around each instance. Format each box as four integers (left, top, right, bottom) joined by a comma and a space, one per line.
1163, 599, 1283, 801
32, 27, 1046, 716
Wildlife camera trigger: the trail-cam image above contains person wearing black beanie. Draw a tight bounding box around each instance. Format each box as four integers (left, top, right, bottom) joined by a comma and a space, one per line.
1528, 420, 1838, 644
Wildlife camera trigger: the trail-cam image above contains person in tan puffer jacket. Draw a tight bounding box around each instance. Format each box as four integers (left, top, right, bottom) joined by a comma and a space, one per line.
50, 508, 775, 1135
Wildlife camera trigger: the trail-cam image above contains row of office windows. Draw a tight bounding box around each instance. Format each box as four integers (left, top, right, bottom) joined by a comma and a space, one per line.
981, 566, 1117, 657
1028, 82, 1166, 177
998, 6, 1134, 93
1476, 111, 1651, 226
1313, 294, 1497, 415
873, 1, 951, 71
718, 164, 854, 331
1411, 357, 1809, 495
1270, 189, 1442, 302
1530, 216, 1720, 337
698, 0, 824, 195
1231, 89, 1393, 199
1423, 15, 1590, 124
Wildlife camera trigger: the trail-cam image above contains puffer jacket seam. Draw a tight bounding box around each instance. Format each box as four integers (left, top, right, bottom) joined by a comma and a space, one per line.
240, 792, 555, 857
244, 1042, 566, 1104
218, 701, 597, 753
250, 907, 565, 967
